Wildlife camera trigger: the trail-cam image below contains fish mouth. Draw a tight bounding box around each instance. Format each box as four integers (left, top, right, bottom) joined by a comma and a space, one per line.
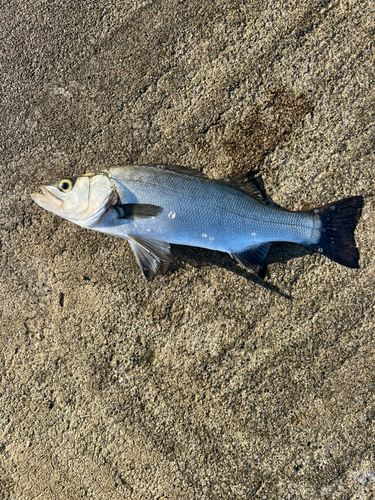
31, 186, 64, 211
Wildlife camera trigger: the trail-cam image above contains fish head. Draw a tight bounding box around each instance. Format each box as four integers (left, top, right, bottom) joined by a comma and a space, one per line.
31, 172, 117, 227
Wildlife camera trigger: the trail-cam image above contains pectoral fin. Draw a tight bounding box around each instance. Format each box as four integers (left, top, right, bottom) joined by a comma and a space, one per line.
127, 235, 171, 281
115, 204, 162, 220
230, 243, 271, 278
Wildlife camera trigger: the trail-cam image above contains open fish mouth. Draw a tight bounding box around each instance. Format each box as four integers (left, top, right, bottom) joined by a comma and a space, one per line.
31, 186, 64, 211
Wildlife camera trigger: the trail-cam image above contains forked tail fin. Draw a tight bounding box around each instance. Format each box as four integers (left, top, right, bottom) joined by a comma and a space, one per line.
305, 196, 364, 268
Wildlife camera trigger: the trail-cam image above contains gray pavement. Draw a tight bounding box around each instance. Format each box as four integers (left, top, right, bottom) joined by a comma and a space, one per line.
0, 0, 374, 498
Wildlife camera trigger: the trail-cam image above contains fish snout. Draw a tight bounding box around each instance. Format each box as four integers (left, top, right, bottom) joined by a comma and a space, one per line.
31, 186, 64, 211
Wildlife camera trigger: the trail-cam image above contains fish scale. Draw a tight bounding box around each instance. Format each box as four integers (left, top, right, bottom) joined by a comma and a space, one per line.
101, 165, 317, 252
31, 164, 363, 281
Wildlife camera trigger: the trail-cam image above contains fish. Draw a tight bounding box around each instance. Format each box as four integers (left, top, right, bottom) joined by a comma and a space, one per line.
31, 164, 364, 281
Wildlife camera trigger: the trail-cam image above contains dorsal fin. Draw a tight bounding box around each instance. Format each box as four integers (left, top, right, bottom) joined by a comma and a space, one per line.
142, 164, 206, 178
219, 173, 266, 204
141, 165, 266, 203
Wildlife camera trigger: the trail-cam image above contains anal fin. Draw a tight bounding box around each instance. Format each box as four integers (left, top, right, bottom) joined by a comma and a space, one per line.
230, 243, 271, 278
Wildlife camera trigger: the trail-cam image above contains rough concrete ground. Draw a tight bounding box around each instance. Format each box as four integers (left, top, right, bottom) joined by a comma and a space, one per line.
0, 0, 374, 498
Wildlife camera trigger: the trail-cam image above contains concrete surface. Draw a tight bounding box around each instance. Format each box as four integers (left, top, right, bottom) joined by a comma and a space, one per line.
0, 0, 374, 498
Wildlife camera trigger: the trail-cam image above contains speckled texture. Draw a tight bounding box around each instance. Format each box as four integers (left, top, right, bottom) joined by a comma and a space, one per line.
0, 1, 374, 499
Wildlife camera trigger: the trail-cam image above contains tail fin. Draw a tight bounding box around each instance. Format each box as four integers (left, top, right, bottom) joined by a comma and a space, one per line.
305, 196, 364, 268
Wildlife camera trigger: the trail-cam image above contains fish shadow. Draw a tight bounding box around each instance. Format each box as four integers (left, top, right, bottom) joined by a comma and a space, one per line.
165, 243, 314, 299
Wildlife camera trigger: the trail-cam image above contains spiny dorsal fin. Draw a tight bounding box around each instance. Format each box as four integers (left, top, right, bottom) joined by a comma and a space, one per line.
142, 164, 206, 177
142, 164, 266, 202
142, 164, 266, 204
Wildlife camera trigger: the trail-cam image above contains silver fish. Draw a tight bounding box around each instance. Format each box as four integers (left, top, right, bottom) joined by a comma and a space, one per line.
32, 165, 363, 281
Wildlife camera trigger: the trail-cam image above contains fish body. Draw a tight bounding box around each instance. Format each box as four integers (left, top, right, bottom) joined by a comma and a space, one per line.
32, 164, 363, 281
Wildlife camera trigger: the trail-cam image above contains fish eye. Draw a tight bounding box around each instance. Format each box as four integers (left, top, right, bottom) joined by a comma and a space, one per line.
58, 179, 74, 192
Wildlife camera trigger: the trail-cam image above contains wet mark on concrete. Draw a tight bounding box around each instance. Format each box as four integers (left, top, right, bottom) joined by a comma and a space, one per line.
223, 88, 313, 175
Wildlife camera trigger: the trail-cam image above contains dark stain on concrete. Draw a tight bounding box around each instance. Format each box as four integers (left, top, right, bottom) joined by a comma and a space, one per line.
223, 88, 313, 175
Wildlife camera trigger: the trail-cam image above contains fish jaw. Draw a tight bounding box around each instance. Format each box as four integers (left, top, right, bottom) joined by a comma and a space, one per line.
31, 184, 84, 222
31, 186, 65, 213
31, 180, 118, 226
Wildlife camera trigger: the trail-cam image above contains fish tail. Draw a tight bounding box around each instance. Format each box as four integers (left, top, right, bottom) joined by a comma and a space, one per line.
304, 196, 364, 268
